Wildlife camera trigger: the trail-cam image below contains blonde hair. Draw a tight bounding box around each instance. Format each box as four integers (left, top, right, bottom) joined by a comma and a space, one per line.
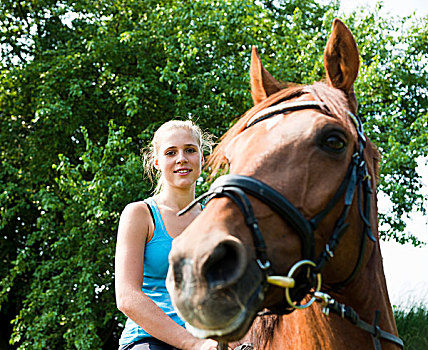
142, 120, 213, 194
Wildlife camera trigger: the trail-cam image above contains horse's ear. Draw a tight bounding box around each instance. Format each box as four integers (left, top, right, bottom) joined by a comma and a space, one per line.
324, 19, 360, 112
250, 46, 283, 105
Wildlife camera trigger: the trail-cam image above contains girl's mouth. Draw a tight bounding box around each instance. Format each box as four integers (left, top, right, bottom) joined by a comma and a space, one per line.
174, 169, 192, 175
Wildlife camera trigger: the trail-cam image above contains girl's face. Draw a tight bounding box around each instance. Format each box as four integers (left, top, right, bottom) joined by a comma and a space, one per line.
154, 128, 204, 190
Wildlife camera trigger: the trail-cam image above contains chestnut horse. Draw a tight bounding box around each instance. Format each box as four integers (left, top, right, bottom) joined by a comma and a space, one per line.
167, 19, 403, 349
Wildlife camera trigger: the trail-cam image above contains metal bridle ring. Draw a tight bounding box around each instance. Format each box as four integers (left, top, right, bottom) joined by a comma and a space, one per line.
285, 260, 322, 310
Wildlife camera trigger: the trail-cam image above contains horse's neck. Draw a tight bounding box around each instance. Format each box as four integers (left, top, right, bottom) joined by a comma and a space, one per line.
269, 243, 399, 350
349, 197, 397, 330
339, 240, 399, 340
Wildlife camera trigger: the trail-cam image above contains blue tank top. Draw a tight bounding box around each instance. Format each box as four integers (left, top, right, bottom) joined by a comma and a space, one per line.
119, 198, 185, 345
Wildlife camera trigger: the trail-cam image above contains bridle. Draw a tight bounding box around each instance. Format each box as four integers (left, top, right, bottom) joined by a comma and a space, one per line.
180, 100, 403, 349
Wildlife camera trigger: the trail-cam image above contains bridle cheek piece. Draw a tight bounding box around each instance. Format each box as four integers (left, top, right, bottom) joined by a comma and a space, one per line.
179, 100, 403, 349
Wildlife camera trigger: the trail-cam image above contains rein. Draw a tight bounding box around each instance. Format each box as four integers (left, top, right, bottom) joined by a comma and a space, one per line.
180, 100, 403, 349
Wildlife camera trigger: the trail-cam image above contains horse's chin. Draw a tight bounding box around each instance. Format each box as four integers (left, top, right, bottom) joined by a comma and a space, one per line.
184, 307, 252, 340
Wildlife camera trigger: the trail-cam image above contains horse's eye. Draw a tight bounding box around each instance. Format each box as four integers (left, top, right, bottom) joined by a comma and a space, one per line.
322, 135, 346, 152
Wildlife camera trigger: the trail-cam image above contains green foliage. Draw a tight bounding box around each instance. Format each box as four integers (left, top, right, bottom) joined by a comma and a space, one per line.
394, 303, 428, 349
0, 0, 427, 348
3, 121, 141, 348
347, 5, 428, 244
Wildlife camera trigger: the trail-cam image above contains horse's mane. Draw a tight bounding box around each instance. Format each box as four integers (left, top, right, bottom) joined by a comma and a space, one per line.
206, 81, 380, 347
207, 82, 363, 178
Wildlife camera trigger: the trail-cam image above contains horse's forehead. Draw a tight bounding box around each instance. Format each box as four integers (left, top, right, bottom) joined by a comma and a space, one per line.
225, 109, 346, 161
264, 114, 284, 131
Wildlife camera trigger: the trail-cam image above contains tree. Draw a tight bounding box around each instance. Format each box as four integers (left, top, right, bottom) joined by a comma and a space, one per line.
0, 0, 426, 348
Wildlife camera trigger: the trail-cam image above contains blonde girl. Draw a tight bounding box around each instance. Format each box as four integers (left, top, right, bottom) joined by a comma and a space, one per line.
115, 120, 228, 350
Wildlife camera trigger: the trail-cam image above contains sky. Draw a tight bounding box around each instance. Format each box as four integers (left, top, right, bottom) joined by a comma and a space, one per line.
337, 0, 428, 308
339, 0, 427, 17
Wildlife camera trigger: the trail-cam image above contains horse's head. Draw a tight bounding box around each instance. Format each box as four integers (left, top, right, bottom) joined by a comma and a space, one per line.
166, 19, 379, 341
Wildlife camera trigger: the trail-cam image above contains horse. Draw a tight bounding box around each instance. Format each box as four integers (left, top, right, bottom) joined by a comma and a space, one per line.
166, 19, 403, 349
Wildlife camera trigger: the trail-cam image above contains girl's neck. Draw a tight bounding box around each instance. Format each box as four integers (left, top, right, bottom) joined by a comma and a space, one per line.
154, 185, 196, 211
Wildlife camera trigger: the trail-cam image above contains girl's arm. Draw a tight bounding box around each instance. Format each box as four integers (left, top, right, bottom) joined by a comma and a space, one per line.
115, 202, 221, 350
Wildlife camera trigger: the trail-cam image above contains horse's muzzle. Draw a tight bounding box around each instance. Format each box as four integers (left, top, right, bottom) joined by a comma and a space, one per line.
166, 236, 264, 340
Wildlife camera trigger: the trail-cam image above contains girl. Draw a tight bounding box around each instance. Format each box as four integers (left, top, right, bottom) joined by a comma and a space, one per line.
115, 120, 225, 350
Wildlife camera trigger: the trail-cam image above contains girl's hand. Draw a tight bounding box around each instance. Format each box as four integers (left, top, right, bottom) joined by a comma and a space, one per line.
193, 339, 233, 350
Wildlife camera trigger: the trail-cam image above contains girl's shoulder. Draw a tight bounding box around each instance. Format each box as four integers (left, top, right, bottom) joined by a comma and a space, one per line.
118, 200, 156, 243
122, 200, 150, 213
120, 200, 153, 227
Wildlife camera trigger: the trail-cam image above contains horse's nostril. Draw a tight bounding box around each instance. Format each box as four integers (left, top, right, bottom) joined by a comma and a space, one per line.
171, 258, 194, 294
172, 260, 184, 289
202, 239, 246, 288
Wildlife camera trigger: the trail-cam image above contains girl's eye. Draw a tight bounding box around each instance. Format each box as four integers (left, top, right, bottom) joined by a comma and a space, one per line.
186, 148, 197, 153
165, 151, 176, 156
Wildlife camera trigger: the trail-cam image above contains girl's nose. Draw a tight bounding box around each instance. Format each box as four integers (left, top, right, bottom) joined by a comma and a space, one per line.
176, 151, 188, 164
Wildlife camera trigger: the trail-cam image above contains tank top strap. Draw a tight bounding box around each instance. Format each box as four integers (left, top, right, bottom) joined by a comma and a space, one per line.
144, 197, 171, 240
